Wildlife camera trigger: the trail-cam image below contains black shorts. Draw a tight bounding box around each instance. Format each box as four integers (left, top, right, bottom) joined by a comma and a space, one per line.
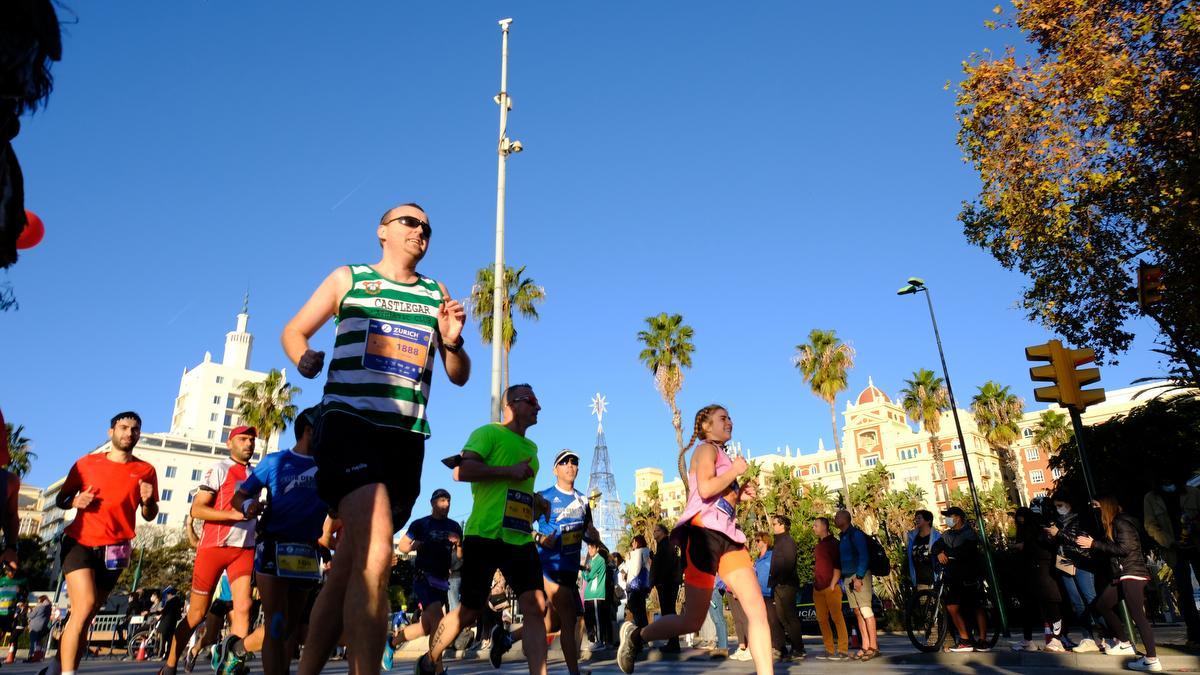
312, 410, 423, 531
60, 536, 123, 597
209, 599, 233, 617
460, 536, 543, 611
943, 579, 985, 608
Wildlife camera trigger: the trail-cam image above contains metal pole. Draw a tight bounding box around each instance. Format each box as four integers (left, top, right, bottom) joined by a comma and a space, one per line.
490, 18, 513, 422
920, 287, 1009, 631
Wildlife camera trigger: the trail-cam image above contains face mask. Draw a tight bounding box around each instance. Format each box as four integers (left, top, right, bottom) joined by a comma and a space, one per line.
944, 516, 957, 527
1056, 506, 1070, 516
1162, 484, 1177, 493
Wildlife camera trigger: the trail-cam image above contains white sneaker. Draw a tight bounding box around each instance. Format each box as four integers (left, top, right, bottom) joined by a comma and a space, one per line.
1073, 638, 1100, 653
1127, 656, 1163, 672
729, 648, 752, 661
1106, 642, 1137, 656
1044, 638, 1067, 653
1011, 640, 1037, 652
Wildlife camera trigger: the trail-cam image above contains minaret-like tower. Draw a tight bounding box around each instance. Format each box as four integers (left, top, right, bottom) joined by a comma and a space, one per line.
223, 293, 253, 369
586, 393, 625, 550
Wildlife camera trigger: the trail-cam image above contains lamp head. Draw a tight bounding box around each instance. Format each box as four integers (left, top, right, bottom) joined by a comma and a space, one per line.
907, 277, 926, 287
897, 285, 917, 296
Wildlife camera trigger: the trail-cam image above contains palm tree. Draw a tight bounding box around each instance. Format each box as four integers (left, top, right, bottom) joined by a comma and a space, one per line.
468, 264, 546, 392
236, 369, 301, 451
971, 381, 1028, 505
4, 423, 35, 478
1033, 409, 1073, 454
636, 313, 695, 485
793, 329, 855, 504
900, 368, 951, 503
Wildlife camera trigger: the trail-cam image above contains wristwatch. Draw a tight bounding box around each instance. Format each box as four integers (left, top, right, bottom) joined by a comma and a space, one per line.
443, 335, 464, 353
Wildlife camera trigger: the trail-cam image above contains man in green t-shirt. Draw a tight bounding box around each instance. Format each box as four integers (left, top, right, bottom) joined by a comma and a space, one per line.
416, 384, 550, 675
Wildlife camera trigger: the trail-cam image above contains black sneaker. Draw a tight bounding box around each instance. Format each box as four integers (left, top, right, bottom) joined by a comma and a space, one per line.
488, 625, 512, 669
617, 622, 641, 674
949, 640, 975, 653
183, 646, 199, 673
974, 640, 992, 653
414, 654, 437, 675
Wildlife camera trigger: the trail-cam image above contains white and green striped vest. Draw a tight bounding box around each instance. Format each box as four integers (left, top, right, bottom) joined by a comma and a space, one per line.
321, 265, 443, 435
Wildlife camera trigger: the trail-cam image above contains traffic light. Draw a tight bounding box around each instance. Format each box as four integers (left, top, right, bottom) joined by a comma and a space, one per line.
1137, 262, 1165, 309
1025, 339, 1107, 410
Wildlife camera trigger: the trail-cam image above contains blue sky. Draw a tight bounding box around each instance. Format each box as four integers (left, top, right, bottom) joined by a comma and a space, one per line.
1, 3, 1166, 523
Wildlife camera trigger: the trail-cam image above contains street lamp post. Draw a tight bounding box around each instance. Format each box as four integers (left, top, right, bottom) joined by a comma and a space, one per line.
489, 18, 523, 422
897, 277, 1008, 632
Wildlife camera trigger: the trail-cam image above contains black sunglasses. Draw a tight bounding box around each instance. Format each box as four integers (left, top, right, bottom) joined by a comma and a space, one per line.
385, 215, 432, 239
558, 457, 579, 466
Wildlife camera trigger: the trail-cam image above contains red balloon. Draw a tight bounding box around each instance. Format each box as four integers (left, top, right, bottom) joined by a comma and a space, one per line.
16, 210, 44, 249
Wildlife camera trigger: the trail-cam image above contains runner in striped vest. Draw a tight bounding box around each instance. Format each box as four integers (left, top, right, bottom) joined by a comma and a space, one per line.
282, 202, 470, 675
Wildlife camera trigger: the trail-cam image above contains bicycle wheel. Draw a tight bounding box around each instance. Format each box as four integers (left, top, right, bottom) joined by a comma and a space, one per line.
982, 590, 1002, 650
905, 589, 948, 653
126, 628, 149, 660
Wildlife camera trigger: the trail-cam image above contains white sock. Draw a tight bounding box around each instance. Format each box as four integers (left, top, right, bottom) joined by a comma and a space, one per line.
62, 671, 76, 675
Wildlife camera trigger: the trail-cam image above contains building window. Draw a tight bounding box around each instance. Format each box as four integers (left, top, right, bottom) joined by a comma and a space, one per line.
216, 376, 224, 384
1035, 490, 1048, 498
1051, 467, 1062, 480
826, 461, 840, 473
210, 413, 218, 422
226, 395, 237, 409
187, 492, 195, 503
156, 513, 169, 525
191, 469, 202, 481
1031, 470, 1046, 484
858, 431, 878, 449
899, 447, 919, 461
221, 429, 230, 442
1025, 447, 1040, 462
224, 413, 233, 426
864, 455, 879, 467
165, 466, 177, 478
952, 439, 962, 451
1023, 428, 1035, 438
161, 489, 173, 501
213, 395, 220, 404
954, 460, 966, 477
207, 430, 215, 439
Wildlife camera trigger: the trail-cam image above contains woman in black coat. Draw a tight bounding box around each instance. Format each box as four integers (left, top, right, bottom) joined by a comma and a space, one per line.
1011, 505, 1065, 650
1076, 496, 1159, 672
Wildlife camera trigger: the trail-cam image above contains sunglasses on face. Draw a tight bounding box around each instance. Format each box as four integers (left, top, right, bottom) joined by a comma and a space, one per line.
511, 395, 540, 407
558, 457, 579, 466
384, 215, 432, 240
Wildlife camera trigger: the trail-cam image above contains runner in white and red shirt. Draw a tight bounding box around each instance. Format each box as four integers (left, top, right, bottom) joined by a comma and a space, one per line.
162, 425, 257, 675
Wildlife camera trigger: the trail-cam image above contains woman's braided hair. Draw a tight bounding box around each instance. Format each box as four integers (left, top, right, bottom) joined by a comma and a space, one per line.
678, 404, 727, 497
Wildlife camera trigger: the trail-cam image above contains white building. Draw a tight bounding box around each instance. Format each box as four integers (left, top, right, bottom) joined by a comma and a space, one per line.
38, 303, 284, 544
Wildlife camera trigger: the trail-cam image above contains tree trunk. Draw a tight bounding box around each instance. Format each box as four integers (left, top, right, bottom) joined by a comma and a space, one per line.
929, 433, 948, 503
671, 397, 688, 496
830, 403, 850, 508
1002, 444, 1027, 506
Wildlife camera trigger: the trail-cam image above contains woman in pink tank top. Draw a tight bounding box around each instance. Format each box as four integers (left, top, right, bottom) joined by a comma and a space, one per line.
616, 405, 773, 675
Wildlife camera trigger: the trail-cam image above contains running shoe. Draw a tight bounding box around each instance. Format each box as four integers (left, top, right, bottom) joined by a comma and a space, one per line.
1127, 657, 1163, 672
1073, 638, 1100, 653
949, 640, 975, 652
974, 640, 992, 652
1011, 639, 1037, 652
183, 646, 200, 673
488, 625, 513, 668
216, 636, 247, 675
729, 647, 752, 661
617, 621, 641, 674
1106, 642, 1137, 656
382, 638, 395, 670
414, 654, 437, 675
1044, 637, 1066, 653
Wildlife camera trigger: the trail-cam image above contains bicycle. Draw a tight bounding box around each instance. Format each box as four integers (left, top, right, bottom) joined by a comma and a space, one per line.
905, 568, 1001, 652
125, 614, 163, 661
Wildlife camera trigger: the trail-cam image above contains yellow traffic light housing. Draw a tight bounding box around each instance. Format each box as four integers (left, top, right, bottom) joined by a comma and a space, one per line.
1025, 339, 1107, 411
1138, 262, 1165, 309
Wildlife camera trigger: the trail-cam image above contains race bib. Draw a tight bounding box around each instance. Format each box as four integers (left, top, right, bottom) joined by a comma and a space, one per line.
275, 542, 321, 581
363, 319, 432, 381
715, 497, 736, 518
104, 542, 132, 570
561, 527, 584, 547
502, 489, 533, 534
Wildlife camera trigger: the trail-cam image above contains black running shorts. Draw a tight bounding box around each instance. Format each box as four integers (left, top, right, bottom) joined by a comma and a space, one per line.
459, 536, 542, 611
311, 410, 423, 531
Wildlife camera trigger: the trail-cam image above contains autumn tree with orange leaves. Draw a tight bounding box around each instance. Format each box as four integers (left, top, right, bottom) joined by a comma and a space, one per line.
956, 0, 1200, 387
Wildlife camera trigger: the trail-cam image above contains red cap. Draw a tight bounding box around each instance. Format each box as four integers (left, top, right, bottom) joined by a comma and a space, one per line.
228, 425, 257, 439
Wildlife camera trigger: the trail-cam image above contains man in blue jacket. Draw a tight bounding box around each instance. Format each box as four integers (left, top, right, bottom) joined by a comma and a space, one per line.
834, 510, 877, 659
906, 510, 940, 590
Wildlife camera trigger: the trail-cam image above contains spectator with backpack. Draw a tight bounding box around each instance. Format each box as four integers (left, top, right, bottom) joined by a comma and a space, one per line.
622, 535, 651, 629
833, 510, 877, 660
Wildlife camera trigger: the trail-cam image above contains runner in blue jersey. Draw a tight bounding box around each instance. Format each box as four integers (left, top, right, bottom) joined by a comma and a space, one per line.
386, 489, 461, 659
227, 407, 326, 675
491, 449, 596, 675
